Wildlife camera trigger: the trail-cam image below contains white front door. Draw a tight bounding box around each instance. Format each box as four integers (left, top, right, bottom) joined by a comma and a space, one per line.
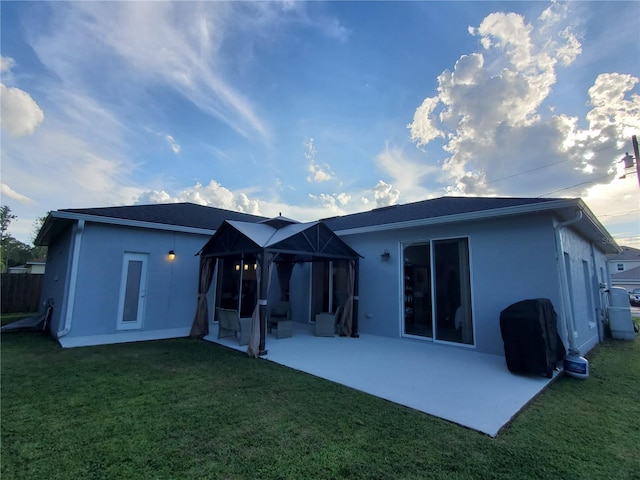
117, 253, 148, 330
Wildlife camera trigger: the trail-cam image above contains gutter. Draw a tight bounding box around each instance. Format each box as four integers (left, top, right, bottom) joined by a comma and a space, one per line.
50, 211, 217, 237
554, 210, 583, 354
57, 219, 84, 338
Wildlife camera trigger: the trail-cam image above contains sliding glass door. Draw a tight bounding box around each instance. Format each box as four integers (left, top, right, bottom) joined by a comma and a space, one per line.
403, 238, 473, 345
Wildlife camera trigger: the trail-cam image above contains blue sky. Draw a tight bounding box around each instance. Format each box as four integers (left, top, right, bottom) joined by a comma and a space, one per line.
1, 1, 639, 247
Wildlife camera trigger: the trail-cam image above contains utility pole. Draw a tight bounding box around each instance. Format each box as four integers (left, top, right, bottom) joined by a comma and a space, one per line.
633, 135, 640, 187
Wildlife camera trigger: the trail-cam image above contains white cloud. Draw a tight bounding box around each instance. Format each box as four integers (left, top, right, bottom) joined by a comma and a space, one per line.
304, 138, 334, 182
407, 3, 639, 201
308, 165, 333, 182
1, 183, 35, 204
1, 84, 138, 220
0, 83, 45, 137
30, 2, 270, 141
166, 135, 181, 154
336, 192, 351, 206
583, 177, 640, 249
136, 180, 261, 215
370, 180, 400, 207
308, 191, 352, 210
308, 193, 339, 209
408, 96, 442, 147
1, 56, 15, 73
37, 2, 347, 145
375, 144, 441, 201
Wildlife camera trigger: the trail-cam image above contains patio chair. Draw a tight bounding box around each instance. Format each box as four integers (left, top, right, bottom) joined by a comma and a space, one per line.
216, 307, 251, 346
314, 306, 342, 337
267, 301, 293, 339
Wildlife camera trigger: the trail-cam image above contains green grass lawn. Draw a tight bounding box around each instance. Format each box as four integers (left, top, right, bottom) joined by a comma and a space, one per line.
2, 331, 639, 480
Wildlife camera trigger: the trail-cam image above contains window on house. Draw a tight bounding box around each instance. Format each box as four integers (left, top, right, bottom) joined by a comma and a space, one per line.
617, 263, 624, 271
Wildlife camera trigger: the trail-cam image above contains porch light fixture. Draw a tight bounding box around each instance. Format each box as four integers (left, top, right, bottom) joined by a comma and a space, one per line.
244, 263, 249, 271
168, 250, 176, 261
235, 264, 240, 271
381, 249, 390, 261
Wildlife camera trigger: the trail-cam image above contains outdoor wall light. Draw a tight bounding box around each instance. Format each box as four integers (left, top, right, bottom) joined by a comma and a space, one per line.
235, 264, 240, 271
244, 263, 249, 271
168, 250, 176, 261
381, 249, 390, 261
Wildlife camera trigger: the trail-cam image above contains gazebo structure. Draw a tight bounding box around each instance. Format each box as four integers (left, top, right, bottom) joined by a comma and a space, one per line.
190, 216, 362, 356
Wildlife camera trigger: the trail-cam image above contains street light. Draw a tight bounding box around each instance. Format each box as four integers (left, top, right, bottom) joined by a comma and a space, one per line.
621, 152, 635, 169
619, 135, 640, 186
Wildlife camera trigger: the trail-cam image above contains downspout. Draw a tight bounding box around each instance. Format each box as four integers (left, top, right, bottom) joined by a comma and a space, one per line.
57, 219, 84, 339
554, 210, 582, 355
590, 243, 605, 343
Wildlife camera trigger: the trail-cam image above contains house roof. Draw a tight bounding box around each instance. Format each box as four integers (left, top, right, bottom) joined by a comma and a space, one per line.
322, 197, 559, 231
611, 265, 640, 281
607, 245, 640, 262
321, 196, 620, 254
36, 203, 267, 246
36, 196, 620, 254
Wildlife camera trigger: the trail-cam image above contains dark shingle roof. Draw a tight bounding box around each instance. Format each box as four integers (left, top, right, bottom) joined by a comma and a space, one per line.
61, 203, 267, 231
321, 196, 562, 232
607, 246, 640, 262
36, 203, 268, 246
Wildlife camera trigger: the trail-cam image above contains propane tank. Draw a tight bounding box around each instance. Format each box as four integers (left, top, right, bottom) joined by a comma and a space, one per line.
564, 352, 589, 379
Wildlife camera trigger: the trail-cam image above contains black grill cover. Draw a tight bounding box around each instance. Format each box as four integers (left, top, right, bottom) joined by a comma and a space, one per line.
499, 298, 566, 378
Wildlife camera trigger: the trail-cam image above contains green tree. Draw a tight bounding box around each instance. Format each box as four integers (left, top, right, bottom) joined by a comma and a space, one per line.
30, 213, 49, 260
1, 205, 17, 238
0, 205, 48, 272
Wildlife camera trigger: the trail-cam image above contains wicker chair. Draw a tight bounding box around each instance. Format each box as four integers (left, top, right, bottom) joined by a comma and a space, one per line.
216, 307, 251, 346
314, 306, 342, 337
267, 301, 293, 339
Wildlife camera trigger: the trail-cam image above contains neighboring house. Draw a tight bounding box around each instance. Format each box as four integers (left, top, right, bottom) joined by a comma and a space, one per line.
8, 259, 46, 274
607, 246, 640, 292
36, 196, 620, 357
7, 266, 28, 274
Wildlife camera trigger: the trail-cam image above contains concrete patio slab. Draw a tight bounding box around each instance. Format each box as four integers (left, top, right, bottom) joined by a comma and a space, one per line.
205, 322, 559, 437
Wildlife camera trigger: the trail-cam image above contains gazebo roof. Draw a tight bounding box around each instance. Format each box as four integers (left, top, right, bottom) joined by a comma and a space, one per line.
199, 219, 361, 262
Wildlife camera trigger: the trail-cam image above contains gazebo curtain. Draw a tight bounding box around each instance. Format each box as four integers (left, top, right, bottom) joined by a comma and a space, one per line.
190, 256, 216, 337
338, 260, 355, 337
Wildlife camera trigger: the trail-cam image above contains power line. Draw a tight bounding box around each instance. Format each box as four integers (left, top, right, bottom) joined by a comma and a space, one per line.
536, 173, 614, 198
486, 159, 569, 185
597, 208, 640, 218
485, 143, 621, 186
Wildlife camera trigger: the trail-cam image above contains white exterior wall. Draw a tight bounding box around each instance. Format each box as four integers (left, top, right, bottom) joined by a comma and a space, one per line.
337, 213, 564, 356
40, 226, 74, 335
559, 224, 610, 354
51, 222, 210, 347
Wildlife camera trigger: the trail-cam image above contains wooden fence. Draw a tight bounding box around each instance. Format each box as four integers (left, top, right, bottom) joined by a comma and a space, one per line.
1, 273, 44, 314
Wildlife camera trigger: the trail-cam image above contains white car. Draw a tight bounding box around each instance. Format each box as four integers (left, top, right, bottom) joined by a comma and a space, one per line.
630, 288, 640, 307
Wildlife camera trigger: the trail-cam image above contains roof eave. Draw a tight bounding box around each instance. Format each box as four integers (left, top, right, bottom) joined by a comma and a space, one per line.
36, 211, 217, 246
332, 199, 582, 236
332, 198, 620, 254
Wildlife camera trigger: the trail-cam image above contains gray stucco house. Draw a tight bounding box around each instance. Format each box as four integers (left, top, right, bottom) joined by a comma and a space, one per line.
36, 196, 619, 356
